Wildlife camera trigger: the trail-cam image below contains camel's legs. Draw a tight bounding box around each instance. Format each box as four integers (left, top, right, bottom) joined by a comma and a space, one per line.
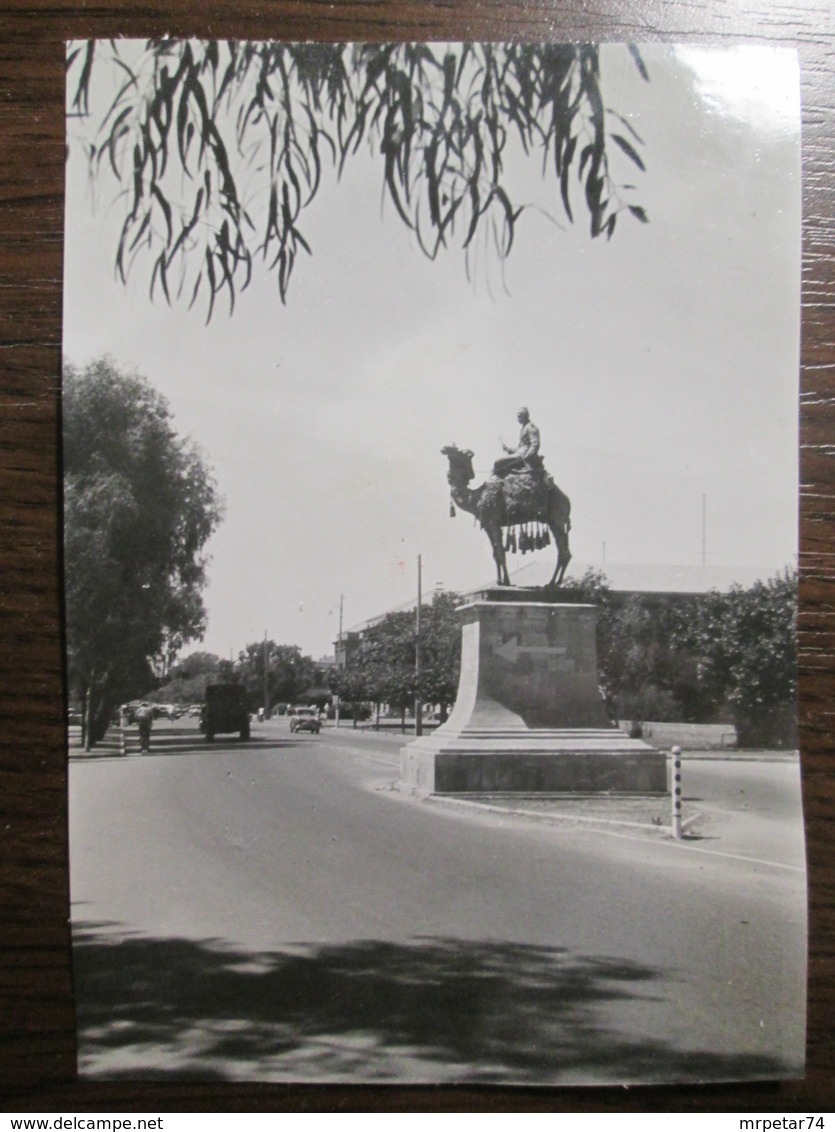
549, 523, 572, 586
493, 529, 506, 584
488, 525, 510, 586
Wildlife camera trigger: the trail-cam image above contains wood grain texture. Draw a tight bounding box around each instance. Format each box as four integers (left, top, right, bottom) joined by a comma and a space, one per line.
0, 0, 832, 1112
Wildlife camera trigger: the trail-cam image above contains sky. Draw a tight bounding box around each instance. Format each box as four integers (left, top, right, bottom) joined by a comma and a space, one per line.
62, 43, 801, 662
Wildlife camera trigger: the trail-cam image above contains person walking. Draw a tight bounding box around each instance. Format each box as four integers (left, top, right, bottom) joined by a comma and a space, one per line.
134, 701, 154, 755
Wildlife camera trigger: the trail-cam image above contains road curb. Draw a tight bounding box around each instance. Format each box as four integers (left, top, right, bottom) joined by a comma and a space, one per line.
424, 792, 685, 837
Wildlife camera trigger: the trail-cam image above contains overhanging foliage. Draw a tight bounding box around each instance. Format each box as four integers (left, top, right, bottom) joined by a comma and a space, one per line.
67, 40, 649, 319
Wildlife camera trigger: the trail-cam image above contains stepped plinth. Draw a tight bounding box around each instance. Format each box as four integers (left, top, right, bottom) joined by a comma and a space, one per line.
400, 595, 668, 797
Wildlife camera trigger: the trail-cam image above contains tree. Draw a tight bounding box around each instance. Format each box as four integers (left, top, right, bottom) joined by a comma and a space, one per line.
552, 570, 719, 726
599, 594, 683, 727
416, 590, 463, 718
678, 570, 798, 748
329, 665, 373, 726
590, 569, 797, 745
159, 650, 221, 703
334, 610, 416, 728
333, 591, 464, 727
554, 567, 612, 609
235, 640, 317, 712
63, 357, 224, 745
214, 657, 239, 684
172, 650, 222, 680
368, 610, 418, 725
66, 40, 649, 319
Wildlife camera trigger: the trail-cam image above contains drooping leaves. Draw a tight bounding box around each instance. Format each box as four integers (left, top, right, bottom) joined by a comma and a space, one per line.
67, 40, 650, 319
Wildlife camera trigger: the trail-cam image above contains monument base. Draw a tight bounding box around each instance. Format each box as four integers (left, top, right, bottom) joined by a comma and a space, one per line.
401, 730, 668, 796
400, 598, 668, 798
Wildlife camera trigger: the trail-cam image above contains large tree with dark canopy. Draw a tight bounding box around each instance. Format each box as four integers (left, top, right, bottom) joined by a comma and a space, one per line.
63, 357, 224, 746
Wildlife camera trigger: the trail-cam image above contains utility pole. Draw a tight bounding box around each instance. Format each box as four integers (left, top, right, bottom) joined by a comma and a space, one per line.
335, 594, 343, 729
263, 630, 269, 719
415, 555, 423, 736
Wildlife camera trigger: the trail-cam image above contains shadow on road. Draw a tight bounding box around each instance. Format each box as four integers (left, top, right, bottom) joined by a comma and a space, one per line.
72, 923, 791, 1085
69, 727, 311, 759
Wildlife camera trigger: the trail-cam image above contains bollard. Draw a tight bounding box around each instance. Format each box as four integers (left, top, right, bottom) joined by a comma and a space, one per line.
120, 710, 128, 756
671, 745, 683, 839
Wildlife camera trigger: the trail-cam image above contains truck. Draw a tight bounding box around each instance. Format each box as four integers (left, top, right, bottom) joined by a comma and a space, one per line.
200, 683, 251, 742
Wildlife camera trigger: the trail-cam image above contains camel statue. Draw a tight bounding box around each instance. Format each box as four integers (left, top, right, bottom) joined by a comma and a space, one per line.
442, 444, 572, 587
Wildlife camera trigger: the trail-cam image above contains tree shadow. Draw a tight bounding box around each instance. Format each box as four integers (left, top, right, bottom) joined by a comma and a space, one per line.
70, 729, 307, 759
72, 924, 794, 1085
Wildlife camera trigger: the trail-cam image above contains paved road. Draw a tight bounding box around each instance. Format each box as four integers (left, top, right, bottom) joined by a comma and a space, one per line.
69, 719, 807, 1085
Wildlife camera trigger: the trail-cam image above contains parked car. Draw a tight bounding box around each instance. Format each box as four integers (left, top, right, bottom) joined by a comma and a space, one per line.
188, 704, 202, 717
200, 683, 250, 741
119, 700, 143, 724
289, 706, 321, 734
153, 703, 180, 720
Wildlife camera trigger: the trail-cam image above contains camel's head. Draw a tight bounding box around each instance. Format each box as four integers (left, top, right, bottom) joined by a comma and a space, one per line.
441, 445, 475, 486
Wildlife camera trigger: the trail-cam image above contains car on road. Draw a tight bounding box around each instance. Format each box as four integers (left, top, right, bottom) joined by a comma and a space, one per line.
119, 700, 143, 724
289, 706, 321, 734
200, 683, 251, 742
153, 703, 182, 720
119, 701, 180, 723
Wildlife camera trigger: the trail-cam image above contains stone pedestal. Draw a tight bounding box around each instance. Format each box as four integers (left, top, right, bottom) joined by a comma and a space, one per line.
400, 596, 668, 797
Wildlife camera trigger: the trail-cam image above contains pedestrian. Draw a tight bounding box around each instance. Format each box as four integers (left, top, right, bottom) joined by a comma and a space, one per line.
135, 701, 154, 755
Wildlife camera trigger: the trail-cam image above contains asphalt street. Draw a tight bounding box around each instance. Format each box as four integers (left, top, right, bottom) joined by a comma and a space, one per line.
69, 719, 807, 1086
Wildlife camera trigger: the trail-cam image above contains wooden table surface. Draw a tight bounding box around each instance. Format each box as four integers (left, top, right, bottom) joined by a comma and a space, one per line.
1, 0, 833, 1114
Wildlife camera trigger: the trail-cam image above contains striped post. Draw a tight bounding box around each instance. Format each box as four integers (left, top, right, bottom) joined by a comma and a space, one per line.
671, 745, 683, 839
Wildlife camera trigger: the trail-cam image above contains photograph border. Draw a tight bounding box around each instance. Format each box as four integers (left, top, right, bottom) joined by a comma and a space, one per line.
0, 0, 833, 1113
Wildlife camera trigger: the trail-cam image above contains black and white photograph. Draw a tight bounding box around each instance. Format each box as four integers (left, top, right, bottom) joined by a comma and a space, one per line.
62, 41, 806, 1085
